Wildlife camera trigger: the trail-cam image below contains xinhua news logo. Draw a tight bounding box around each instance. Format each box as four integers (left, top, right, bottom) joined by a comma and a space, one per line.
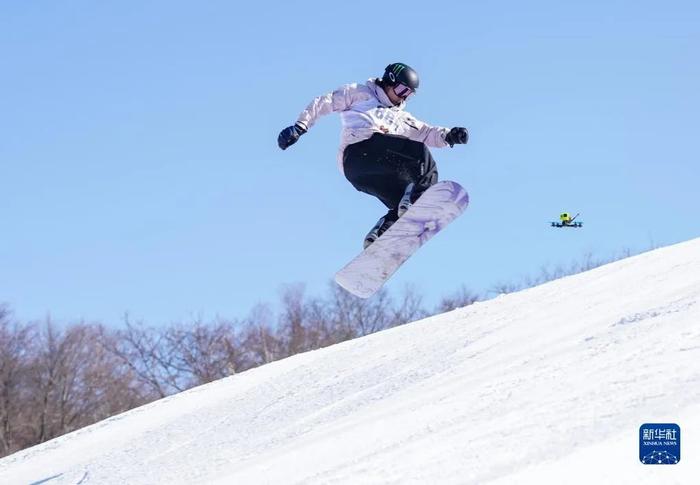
639, 423, 680, 465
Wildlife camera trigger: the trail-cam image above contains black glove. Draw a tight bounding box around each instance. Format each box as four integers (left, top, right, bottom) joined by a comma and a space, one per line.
277, 123, 307, 150
445, 127, 469, 147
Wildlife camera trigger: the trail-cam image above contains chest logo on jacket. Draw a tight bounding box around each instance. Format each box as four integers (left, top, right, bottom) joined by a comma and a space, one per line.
374, 106, 399, 134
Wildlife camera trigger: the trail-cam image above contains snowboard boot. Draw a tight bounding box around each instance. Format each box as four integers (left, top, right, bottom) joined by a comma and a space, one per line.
363, 210, 399, 249
398, 183, 417, 217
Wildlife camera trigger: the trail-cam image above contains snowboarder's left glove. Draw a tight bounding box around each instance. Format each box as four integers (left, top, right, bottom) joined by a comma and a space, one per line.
445, 127, 469, 147
278, 123, 307, 150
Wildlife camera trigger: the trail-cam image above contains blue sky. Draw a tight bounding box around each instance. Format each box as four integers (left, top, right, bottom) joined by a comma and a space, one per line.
2, 1, 699, 326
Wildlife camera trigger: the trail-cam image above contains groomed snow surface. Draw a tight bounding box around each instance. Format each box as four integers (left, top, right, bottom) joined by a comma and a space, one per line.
2, 238, 699, 484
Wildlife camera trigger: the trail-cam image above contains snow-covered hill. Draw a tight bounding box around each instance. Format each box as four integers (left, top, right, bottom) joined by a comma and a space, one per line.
2, 239, 700, 485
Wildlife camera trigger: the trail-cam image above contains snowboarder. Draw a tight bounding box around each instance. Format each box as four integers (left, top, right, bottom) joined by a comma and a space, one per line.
277, 62, 469, 248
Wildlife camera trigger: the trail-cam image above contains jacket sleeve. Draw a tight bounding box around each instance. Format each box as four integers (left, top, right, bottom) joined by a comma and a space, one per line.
295, 83, 363, 131
403, 114, 451, 148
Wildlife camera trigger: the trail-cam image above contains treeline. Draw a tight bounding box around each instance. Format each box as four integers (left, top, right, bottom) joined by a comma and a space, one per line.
0, 248, 631, 457
0, 283, 477, 458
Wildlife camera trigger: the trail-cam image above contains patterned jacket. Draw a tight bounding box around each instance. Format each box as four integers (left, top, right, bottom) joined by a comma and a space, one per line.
295, 79, 450, 171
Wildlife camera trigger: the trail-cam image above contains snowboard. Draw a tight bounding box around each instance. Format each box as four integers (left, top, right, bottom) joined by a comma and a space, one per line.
335, 180, 469, 299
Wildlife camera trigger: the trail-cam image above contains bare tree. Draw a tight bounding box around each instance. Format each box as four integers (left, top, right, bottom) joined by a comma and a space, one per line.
163, 318, 248, 387
278, 284, 309, 357
327, 285, 399, 337
0, 312, 148, 457
0, 309, 35, 456
392, 284, 429, 324
28, 320, 148, 445
101, 316, 182, 398
488, 281, 522, 296
303, 297, 337, 348
242, 303, 282, 366
435, 285, 480, 313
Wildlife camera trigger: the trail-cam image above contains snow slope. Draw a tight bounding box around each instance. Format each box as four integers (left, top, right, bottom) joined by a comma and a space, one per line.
1, 238, 700, 485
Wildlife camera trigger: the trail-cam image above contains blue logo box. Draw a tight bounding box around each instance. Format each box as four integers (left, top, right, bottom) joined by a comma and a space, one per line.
639, 423, 680, 464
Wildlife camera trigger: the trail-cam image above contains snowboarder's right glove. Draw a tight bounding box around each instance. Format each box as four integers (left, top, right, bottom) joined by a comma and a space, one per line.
277, 123, 307, 150
445, 127, 469, 147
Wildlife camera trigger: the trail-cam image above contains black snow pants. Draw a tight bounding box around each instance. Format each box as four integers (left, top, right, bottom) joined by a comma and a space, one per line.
343, 133, 438, 221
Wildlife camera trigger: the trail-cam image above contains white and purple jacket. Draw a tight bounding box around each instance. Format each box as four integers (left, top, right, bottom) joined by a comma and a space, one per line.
295, 79, 451, 171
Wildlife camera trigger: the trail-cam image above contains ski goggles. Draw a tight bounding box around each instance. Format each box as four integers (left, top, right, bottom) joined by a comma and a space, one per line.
392, 83, 415, 100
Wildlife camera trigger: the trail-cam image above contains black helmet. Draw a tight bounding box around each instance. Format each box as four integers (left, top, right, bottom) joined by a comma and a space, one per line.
381, 62, 419, 99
